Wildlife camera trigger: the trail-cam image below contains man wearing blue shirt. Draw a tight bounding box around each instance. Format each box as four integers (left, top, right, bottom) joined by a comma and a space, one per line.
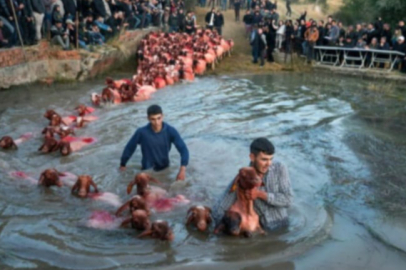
119, 105, 189, 181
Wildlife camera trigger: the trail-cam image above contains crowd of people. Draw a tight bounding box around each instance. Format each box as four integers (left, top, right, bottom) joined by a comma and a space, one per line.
238, 0, 406, 71
0, 0, 198, 50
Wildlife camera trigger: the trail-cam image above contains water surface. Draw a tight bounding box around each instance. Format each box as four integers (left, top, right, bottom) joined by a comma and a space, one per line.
1, 73, 406, 269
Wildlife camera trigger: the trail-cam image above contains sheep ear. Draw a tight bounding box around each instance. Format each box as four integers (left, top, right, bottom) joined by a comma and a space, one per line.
186, 211, 195, 225
229, 174, 240, 193
127, 181, 135, 195
38, 173, 45, 185
148, 176, 161, 185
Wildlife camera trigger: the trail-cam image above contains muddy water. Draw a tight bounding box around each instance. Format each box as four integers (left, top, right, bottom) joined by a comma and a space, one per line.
1, 73, 406, 270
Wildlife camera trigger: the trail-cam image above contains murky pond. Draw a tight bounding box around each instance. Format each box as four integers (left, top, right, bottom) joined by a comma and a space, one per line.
1, 73, 406, 269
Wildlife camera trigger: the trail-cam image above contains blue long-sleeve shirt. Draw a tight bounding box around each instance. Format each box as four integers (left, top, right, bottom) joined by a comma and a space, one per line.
120, 122, 189, 171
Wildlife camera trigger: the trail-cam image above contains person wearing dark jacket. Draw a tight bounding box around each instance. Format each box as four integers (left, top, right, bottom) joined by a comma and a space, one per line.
266, 19, 277, 62
381, 23, 392, 47
92, 0, 108, 19
393, 36, 406, 72
214, 9, 224, 35
177, 9, 185, 32
62, 0, 77, 20
251, 27, 267, 66
0, 19, 10, 48
234, 0, 241, 22
243, 10, 253, 38
205, 8, 216, 30
31, 0, 45, 42
120, 105, 189, 181
19, 0, 36, 45
316, 20, 325, 46
284, 20, 294, 63
51, 20, 70, 49
168, 9, 178, 32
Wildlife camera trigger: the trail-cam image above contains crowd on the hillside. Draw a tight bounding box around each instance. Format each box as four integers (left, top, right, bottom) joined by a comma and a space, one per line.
0, 0, 199, 50
237, 0, 406, 71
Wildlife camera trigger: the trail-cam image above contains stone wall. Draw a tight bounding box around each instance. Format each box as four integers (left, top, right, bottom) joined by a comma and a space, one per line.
0, 29, 152, 89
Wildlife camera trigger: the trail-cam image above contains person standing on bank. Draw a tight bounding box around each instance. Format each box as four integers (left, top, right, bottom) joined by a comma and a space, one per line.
214, 9, 224, 35
119, 105, 189, 181
234, 0, 241, 22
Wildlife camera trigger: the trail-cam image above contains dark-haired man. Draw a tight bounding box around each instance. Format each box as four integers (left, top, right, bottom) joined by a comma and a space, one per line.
119, 105, 189, 181
212, 138, 293, 231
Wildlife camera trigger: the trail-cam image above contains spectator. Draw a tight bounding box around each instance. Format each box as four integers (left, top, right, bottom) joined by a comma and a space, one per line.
178, 8, 185, 32
93, 0, 112, 20
275, 20, 285, 50
51, 0, 65, 18
65, 18, 76, 47
62, 0, 76, 21
286, 0, 291, 17
214, 9, 224, 35
252, 10, 262, 26
284, 19, 293, 62
184, 11, 194, 34
304, 21, 319, 63
269, 8, 278, 23
20, 0, 37, 45
367, 37, 378, 49
316, 20, 325, 46
338, 21, 345, 38
266, 19, 277, 62
168, 8, 178, 33
0, 19, 10, 48
162, 7, 170, 32
234, 0, 241, 22
205, 8, 216, 30
327, 20, 339, 45
51, 20, 70, 49
355, 37, 366, 49
94, 15, 113, 39
243, 10, 253, 38
381, 23, 392, 47
345, 25, 356, 47
250, 27, 267, 66
377, 36, 389, 50
393, 36, 406, 72
366, 23, 378, 44
52, 5, 63, 25
221, 0, 227, 11
31, 0, 45, 43
398, 20, 406, 38
88, 23, 105, 45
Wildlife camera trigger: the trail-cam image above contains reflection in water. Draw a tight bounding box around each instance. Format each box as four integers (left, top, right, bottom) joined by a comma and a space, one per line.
1, 74, 406, 269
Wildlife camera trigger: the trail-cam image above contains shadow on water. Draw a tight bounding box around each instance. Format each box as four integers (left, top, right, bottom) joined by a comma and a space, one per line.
1, 73, 406, 269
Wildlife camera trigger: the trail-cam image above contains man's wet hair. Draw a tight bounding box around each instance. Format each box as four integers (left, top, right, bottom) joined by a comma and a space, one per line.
250, 138, 275, 156
147, 105, 163, 116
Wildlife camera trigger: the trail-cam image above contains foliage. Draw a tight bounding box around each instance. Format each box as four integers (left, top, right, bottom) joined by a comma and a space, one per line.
335, 0, 406, 26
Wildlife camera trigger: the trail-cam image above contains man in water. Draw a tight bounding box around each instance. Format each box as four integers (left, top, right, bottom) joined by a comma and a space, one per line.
212, 138, 293, 230
119, 105, 189, 181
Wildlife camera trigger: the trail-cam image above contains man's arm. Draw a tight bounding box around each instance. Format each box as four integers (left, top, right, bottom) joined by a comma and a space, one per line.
119, 129, 141, 170
170, 127, 189, 180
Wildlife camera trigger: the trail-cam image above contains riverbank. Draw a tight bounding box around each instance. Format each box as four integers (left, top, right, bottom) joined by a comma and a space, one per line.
0, 28, 154, 89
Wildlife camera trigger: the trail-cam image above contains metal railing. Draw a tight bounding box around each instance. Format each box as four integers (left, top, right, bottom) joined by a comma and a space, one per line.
314, 46, 405, 72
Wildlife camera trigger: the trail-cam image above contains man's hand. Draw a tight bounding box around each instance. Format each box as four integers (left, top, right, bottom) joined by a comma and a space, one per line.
120, 166, 126, 171
176, 166, 186, 181
245, 189, 267, 201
